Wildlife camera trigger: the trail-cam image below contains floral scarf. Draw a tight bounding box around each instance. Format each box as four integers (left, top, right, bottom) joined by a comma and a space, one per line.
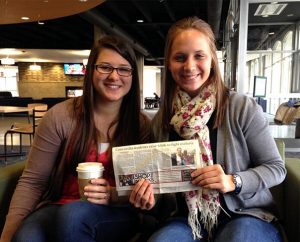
170, 85, 220, 239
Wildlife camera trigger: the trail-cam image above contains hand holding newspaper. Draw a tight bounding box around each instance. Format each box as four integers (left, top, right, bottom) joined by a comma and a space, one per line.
112, 140, 201, 196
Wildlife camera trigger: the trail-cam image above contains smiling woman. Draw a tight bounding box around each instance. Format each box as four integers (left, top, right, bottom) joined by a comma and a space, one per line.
0, 35, 152, 242
149, 16, 286, 242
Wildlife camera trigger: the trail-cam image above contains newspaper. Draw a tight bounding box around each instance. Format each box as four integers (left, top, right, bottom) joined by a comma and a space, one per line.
112, 140, 201, 196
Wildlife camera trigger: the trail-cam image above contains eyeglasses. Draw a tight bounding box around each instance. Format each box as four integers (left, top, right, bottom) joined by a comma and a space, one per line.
94, 64, 133, 77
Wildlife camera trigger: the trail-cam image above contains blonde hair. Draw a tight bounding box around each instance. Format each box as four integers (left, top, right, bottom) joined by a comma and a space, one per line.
160, 16, 229, 129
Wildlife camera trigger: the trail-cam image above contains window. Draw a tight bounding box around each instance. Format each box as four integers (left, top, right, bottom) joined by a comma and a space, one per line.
282, 31, 293, 93
0, 66, 19, 96
253, 76, 267, 97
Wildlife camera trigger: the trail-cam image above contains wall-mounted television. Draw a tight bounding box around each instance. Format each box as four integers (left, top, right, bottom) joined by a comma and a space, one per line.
63, 64, 85, 75
253, 76, 267, 98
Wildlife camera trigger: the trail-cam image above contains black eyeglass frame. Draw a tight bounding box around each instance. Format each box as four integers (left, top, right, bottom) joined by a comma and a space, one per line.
94, 64, 133, 77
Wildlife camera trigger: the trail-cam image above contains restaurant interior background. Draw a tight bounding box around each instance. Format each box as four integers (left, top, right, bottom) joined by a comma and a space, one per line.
1, 3, 300, 241
0, 0, 300, 114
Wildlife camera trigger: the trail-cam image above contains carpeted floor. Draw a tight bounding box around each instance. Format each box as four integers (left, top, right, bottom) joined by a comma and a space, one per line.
285, 152, 300, 158
0, 143, 299, 168
279, 138, 300, 147
278, 138, 300, 157
0, 145, 29, 167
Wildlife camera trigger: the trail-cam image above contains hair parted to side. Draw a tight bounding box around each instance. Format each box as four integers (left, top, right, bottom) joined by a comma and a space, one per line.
69, 35, 141, 170
161, 16, 229, 130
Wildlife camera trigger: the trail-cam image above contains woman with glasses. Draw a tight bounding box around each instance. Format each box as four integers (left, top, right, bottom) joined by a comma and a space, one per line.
1, 35, 154, 242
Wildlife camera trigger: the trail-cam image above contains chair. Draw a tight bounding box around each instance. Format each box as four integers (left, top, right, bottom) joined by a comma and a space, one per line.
27, 103, 48, 123
3, 106, 48, 163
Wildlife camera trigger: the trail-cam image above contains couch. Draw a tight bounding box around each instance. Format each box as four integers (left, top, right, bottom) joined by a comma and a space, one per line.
0, 160, 26, 232
0, 92, 13, 98
271, 139, 300, 242
0, 140, 299, 241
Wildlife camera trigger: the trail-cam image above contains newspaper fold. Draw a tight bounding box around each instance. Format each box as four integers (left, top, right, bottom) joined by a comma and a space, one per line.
112, 140, 200, 195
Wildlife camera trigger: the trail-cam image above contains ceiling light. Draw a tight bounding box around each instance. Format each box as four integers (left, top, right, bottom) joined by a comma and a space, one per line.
268, 32, 275, 35
137, 19, 144, 23
21, 17, 30, 20
254, 3, 287, 16
1, 57, 15, 65
37, 14, 44, 25
29, 63, 41, 71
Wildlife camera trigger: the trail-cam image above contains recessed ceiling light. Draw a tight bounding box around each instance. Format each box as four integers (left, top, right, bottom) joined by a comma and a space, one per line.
29, 64, 41, 71
1, 57, 15, 65
269, 32, 275, 35
137, 19, 144, 23
79, 0, 88, 2
21, 17, 30, 20
38, 21, 45, 25
255, 3, 287, 16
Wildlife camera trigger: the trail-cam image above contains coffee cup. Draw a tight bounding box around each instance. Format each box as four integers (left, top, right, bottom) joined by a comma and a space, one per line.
76, 162, 104, 200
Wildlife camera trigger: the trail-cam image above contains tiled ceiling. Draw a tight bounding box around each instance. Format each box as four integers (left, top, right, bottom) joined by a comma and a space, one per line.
0, 0, 230, 65
1, 1, 300, 65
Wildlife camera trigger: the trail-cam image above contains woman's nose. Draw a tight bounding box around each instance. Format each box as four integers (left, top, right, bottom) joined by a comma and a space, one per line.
184, 57, 196, 71
107, 69, 119, 80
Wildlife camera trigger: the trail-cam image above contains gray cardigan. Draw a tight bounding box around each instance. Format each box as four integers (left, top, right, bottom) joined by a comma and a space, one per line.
151, 92, 286, 222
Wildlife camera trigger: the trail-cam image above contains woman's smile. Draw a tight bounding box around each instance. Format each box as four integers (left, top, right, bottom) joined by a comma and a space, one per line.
104, 83, 122, 89
181, 73, 200, 81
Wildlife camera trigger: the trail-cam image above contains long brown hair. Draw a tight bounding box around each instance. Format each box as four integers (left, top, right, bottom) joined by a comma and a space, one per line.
69, 35, 141, 169
160, 16, 229, 130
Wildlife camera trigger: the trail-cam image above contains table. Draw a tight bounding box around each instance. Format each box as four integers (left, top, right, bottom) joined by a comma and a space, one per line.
0, 106, 33, 164
0, 105, 33, 122
0, 106, 32, 114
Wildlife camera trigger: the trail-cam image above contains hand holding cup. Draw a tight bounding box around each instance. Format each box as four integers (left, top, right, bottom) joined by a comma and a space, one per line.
76, 162, 107, 203
83, 178, 111, 204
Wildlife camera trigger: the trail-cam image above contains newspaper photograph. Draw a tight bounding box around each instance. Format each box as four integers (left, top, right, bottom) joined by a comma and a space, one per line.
112, 140, 201, 196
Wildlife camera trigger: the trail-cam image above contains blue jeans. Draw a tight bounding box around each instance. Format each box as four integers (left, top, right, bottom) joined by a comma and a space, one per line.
147, 216, 283, 242
13, 201, 140, 242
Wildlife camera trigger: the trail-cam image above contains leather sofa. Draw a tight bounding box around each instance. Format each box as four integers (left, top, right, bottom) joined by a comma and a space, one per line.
0, 140, 299, 241
0, 92, 13, 98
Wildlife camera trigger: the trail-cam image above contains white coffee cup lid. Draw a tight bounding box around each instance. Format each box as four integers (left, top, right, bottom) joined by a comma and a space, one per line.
76, 162, 104, 172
